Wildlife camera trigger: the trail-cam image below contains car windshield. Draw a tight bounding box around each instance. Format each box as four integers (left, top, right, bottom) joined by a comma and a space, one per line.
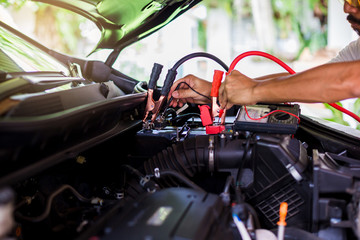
0, 24, 69, 75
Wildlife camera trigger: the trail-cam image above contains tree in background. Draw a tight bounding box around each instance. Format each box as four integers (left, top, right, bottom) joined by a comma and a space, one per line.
0, 1, 84, 55
271, 0, 328, 59
202, 0, 328, 59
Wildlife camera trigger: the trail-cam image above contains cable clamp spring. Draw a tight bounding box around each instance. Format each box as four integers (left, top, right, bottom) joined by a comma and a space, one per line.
154, 168, 160, 178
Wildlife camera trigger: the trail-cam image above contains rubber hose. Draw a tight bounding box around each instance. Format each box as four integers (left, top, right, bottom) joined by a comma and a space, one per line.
144, 135, 252, 179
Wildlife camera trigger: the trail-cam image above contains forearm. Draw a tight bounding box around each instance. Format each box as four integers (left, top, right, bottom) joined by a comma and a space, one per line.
254, 72, 290, 81
252, 62, 360, 103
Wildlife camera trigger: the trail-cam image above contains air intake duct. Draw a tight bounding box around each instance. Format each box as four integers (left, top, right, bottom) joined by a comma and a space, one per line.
144, 135, 252, 178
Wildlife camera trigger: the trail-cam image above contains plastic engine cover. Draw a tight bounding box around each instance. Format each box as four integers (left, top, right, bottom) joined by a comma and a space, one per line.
101, 188, 234, 240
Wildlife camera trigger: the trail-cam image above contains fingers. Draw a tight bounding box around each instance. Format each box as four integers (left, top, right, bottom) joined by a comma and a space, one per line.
172, 88, 193, 100
168, 79, 189, 100
219, 89, 233, 110
168, 76, 192, 107
168, 74, 212, 107
169, 88, 194, 107
169, 83, 190, 107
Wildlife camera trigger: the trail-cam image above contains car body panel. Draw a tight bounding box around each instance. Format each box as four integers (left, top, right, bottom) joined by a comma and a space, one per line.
34, 0, 201, 52
2, 2, 360, 240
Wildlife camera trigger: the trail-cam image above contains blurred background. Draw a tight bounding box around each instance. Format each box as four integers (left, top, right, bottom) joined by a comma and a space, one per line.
0, 0, 359, 129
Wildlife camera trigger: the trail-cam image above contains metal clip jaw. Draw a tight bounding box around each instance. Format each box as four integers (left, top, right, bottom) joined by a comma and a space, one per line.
212, 99, 226, 125
150, 96, 166, 123
143, 68, 177, 129
143, 89, 155, 122
198, 70, 226, 134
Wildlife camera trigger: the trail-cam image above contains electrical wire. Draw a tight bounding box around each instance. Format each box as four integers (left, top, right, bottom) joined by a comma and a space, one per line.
328, 102, 360, 123
228, 51, 295, 74
228, 50, 360, 123
235, 135, 252, 188
15, 185, 92, 223
167, 81, 211, 108
232, 214, 252, 240
172, 52, 229, 72
244, 106, 301, 123
223, 175, 234, 194
161, 52, 228, 119
174, 81, 211, 101
164, 81, 211, 118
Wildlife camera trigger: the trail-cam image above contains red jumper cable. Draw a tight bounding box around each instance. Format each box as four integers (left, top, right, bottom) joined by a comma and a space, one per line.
227, 51, 360, 123
199, 70, 226, 134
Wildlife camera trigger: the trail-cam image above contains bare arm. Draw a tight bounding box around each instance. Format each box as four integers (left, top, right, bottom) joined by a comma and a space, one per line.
254, 72, 290, 81
167, 72, 289, 108
219, 61, 360, 108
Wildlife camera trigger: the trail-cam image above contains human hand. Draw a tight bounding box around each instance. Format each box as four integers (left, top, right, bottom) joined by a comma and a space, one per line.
168, 74, 212, 107
219, 70, 258, 109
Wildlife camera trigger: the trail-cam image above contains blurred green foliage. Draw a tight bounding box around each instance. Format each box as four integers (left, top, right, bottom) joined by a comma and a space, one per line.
197, 20, 207, 50
324, 102, 350, 126
324, 102, 360, 129
0, 1, 85, 55
203, 0, 234, 15
54, 8, 84, 54
353, 99, 360, 129
202, 0, 328, 59
271, 0, 328, 59
0, 0, 25, 8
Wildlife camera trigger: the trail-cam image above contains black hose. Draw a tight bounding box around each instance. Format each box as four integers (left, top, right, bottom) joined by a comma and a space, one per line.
244, 202, 261, 229
144, 135, 252, 185
157, 169, 205, 193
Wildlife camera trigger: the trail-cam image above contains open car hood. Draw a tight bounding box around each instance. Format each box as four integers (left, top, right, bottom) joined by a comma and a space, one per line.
34, 0, 201, 52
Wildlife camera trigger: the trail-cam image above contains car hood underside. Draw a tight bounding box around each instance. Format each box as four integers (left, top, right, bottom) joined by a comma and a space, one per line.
34, 0, 201, 52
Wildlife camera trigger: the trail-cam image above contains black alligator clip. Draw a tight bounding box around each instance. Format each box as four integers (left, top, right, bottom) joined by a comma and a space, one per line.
149, 68, 177, 124
143, 63, 163, 123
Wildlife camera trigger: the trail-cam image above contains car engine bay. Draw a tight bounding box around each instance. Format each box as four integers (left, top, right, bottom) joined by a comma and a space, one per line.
1, 37, 360, 240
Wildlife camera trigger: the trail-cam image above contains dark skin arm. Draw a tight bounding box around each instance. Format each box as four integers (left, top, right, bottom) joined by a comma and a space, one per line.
168, 73, 290, 107
219, 61, 360, 109
168, 61, 360, 109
